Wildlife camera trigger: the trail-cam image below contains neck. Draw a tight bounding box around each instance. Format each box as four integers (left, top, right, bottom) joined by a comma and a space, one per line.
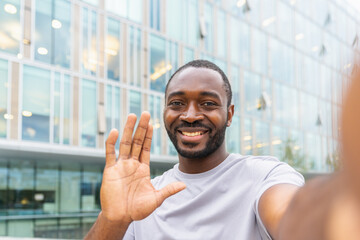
178, 143, 229, 174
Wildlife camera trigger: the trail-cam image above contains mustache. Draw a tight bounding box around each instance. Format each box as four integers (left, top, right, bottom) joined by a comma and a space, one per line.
174, 122, 212, 132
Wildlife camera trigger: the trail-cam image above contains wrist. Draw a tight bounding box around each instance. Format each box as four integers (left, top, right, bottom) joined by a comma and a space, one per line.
99, 211, 132, 226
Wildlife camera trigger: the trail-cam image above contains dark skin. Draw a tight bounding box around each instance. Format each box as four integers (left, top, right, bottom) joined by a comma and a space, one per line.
85, 67, 300, 240
164, 67, 234, 173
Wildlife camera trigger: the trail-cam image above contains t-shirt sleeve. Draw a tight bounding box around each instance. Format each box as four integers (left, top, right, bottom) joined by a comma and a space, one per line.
122, 222, 135, 240
252, 157, 305, 239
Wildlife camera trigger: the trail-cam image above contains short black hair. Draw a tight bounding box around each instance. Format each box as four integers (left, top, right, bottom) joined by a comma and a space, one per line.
165, 59, 232, 107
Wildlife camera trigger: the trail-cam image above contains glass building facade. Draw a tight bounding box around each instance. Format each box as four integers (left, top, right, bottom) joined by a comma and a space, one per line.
0, 0, 359, 238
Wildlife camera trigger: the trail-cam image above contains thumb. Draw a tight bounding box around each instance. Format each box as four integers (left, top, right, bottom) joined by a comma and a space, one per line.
155, 182, 186, 207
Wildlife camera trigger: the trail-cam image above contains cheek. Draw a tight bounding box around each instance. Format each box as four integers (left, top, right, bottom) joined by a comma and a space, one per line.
163, 110, 179, 128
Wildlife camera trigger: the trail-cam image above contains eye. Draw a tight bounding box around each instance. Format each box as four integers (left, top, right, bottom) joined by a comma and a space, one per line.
202, 101, 217, 107
169, 101, 184, 106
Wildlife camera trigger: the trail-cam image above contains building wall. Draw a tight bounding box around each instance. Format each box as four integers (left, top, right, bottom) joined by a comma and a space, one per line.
0, 0, 359, 238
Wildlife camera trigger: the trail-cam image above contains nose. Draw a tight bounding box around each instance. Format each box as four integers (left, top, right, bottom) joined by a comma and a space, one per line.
179, 103, 204, 123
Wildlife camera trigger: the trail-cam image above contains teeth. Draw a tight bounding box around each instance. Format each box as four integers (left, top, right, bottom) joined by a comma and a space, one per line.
182, 131, 203, 137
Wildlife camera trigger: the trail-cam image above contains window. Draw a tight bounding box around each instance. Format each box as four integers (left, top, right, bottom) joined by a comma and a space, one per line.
150, 34, 166, 92
243, 118, 253, 155
0, 59, 8, 138
231, 66, 240, 111
269, 38, 294, 85
252, 28, 268, 75
53, 73, 72, 144
300, 92, 318, 132
106, 18, 121, 81
204, 2, 214, 53
35, 0, 71, 68
128, 26, 142, 87
105, 85, 121, 147
274, 83, 298, 128
22, 65, 51, 142
149, 95, 162, 155
277, 1, 293, 43
305, 133, 322, 171
129, 90, 141, 118
81, 79, 97, 148
81, 8, 98, 76
150, 0, 160, 31
60, 162, 81, 213
0, 161, 8, 216
183, 47, 194, 64
230, 17, 250, 67
216, 10, 227, 58
244, 71, 261, 118
272, 125, 287, 161
166, 0, 199, 47
81, 166, 102, 211
255, 121, 270, 155
226, 115, 240, 153
106, 0, 142, 23
260, 0, 276, 34
0, 0, 21, 55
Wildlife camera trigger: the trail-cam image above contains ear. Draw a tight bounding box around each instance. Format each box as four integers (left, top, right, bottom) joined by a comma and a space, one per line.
226, 105, 235, 127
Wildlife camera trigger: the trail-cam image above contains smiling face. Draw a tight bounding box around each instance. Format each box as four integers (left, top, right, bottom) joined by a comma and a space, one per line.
163, 67, 233, 159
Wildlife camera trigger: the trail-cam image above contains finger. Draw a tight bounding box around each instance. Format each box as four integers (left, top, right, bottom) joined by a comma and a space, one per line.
155, 182, 186, 207
119, 114, 137, 160
105, 129, 119, 167
139, 123, 153, 165
130, 111, 151, 160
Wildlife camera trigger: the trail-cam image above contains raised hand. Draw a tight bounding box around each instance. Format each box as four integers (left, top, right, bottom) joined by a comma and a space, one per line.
100, 112, 186, 224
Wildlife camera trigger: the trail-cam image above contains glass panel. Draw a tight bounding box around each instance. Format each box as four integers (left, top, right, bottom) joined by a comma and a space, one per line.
8, 160, 35, 215
81, 79, 97, 148
252, 27, 268, 75
255, 121, 270, 155
63, 75, 71, 144
60, 163, 81, 213
106, 17, 120, 81
226, 115, 240, 153
243, 118, 253, 155
22, 65, 51, 142
105, 85, 112, 138
300, 92, 318, 132
53, 73, 61, 143
35, 161, 59, 214
204, 2, 214, 53
260, 0, 275, 34
277, 1, 293, 43
0, 59, 8, 138
231, 66, 240, 111
81, 165, 102, 212
274, 83, 298, 128
167, 41, 178, 79
187, 0, 199, 47
129, 90, 141, 120
244, 71, 261, 118
150, 34, 166, 92
272, 125, 287, 161
8, 220, 34, 237
217, 10, 226, 58
34, 219, 58, 238
0, 161, 8, 216
105, 0, 127, 18
230, 17, 250, 67
150, 0, 160, 30
35, 0, 71, 68
59, 218, 82, 239
128, 0, 142, 23
81, 9, 97, 76
128, 26, 141, 87
0, 0, 21, 55
305, 133, 322, 171
183, 47, 194, 64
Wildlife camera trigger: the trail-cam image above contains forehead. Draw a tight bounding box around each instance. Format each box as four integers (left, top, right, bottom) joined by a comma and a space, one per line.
166, 67, 226, 97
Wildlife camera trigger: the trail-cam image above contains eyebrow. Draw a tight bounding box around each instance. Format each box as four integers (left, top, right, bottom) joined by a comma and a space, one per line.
167, 91, 221, 101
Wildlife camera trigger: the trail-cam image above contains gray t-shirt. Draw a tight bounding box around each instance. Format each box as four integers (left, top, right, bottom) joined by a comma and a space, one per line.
123, 154, 304, 240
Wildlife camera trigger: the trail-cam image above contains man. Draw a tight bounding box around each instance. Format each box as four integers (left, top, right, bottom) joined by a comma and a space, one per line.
85, 60, 304, 240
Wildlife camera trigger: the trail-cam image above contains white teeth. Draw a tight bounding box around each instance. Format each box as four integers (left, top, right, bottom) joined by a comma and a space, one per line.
182, 131, 203, 137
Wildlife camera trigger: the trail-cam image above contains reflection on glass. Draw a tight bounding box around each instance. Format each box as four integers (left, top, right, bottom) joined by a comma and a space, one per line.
81, 79, 97, 148
35, 0, 71, 68
0, 59, 8, 138
244, 71, 261, 118
128, 26, 141, 87
255, 121, 270, 155
82, 166, 102, 212
82, 8, 97, 76
106, 17, 120, 81
22, 65, 51, 142
226, 115, 240, 153
8, 160, 35, 215
243, 118, 253, 155
0, 0, 21, 55
105, 0, 142, 23
150, 34, 166, 92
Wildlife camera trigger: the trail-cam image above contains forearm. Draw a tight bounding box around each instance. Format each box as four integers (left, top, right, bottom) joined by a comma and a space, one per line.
84, 212, 131, 240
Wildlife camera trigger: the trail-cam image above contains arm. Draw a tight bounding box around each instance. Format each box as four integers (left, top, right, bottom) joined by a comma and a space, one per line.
258, 184, 300, 240
85, 112, 186, 240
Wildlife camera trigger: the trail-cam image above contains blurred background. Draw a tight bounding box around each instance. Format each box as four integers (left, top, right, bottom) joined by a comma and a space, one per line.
0, 0, 359, 238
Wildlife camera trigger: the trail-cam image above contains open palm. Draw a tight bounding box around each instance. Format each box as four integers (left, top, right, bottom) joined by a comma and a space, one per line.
100, 112, 186, 223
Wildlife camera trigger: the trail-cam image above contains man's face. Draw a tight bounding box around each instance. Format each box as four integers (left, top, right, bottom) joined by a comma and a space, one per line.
163, 67, 233, 159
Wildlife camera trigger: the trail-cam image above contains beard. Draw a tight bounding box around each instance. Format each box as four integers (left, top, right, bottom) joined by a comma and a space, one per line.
165, 121, 227, 159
